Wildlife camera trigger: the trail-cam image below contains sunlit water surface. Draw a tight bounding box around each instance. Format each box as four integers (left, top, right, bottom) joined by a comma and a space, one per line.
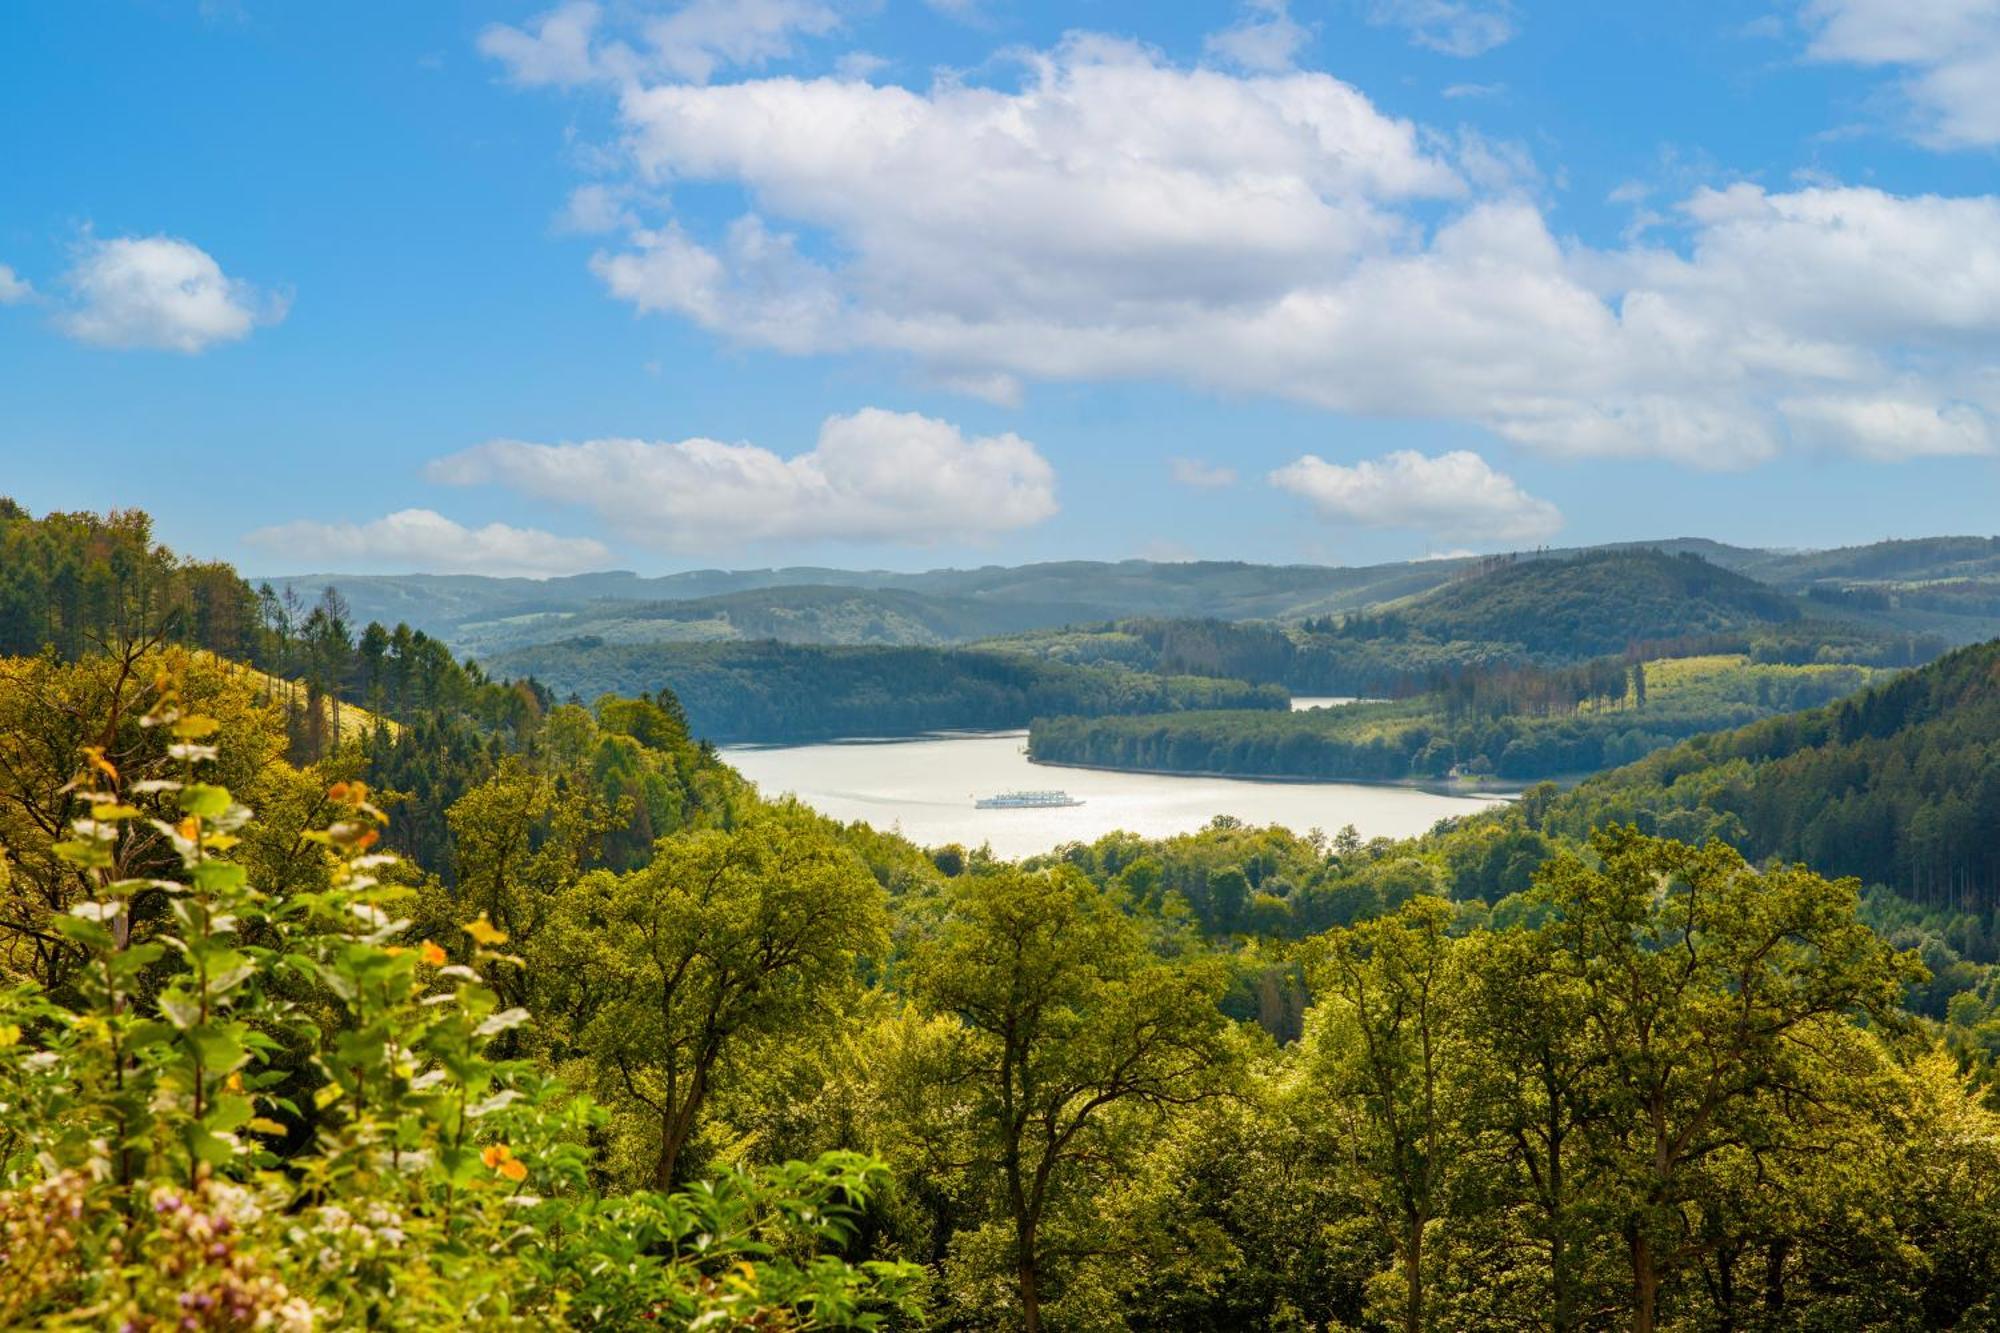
723, 729, 1507, 860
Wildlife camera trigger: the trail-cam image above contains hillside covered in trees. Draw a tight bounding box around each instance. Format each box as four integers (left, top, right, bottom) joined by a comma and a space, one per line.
984, 550, 1941, 699
1030, 654, 1890, 782
486, 637, 1287, 742
1541, 636, 2000, 920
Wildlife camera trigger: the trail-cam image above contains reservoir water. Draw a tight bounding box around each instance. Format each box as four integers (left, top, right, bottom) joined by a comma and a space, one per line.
724, 730, 1507, 860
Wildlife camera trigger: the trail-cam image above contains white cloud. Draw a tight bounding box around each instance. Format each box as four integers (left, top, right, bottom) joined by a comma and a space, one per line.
480, 0, 843, 87
479, 1, 603, 87
556, 183, 638, 234
1170, 458, 1239, 489
427, 408, 1058, 549
1442, 81, 1505, 99
499, 30, 2000, 469
1269, 450, 1561, 544
245, 509, 611, 577
1801, 0, 2000, 147
1365, 0, 1516, 56
1205, 0, 1311, 73
588, 34, 1461, 351
60, 236, 282, 353
0, 265, 30, 304
1779, 392, 1995, 458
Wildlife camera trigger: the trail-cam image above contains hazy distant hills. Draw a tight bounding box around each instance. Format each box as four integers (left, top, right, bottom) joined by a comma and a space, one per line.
258, 556, 1492, 656
256, 534, 2000, 666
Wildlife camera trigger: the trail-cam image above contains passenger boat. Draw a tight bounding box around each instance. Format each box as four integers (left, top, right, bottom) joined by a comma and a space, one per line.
974, 789, 1085, 809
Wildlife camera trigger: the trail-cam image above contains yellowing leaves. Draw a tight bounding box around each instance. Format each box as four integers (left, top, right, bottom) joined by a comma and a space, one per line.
463, 915, 509, 948
80, 745, 118, 784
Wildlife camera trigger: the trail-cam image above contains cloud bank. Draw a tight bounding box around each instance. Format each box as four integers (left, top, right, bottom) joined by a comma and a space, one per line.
487, 16, 2000, 471
428, 407, 1058, 550
246, 509, 610, 577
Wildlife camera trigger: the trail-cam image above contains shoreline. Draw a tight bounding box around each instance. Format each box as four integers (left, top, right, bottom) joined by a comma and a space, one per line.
1017, 753, 1530, 800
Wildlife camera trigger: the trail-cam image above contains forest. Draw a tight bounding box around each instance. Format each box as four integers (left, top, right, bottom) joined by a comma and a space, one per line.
1538, 636, 2000, 919
1028, 654, 1889, 782
484, 637, 1287, 742
982, 551, 1943, 700
3, 503, 2000, 1330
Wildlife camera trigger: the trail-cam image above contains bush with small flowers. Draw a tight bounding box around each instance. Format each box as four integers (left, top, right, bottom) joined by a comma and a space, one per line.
0, 670, 922, 1329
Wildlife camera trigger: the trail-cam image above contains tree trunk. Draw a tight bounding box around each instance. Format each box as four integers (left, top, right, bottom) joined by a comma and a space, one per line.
1017, 1222, 1042, 1333
1761, 1239, 1790, 1321
1404, 1214, 1425, 1333
1548, 1100, 1572, 1333
653, 1110, 679, 1191
1628, 1223, 1657, 1333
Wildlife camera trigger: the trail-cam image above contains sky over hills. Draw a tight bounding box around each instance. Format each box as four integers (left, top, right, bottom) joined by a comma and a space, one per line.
4, 1, 2000, 575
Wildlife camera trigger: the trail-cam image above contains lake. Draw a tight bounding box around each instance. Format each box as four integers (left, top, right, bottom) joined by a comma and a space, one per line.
724, 730, 1508, 860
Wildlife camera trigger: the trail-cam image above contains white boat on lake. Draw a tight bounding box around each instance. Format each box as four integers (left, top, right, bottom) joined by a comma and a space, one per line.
976, 789, 1085, 809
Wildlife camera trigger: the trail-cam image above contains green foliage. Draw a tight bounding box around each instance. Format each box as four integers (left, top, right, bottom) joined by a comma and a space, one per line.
487, 638, 1287, 742
1031, 652, 1889, 783
0, 677, 921, 1329
1549, 636, 2000, 920
897, 866, 1237, 1330
535, 810, 889, 1190
0, 503, 258, 661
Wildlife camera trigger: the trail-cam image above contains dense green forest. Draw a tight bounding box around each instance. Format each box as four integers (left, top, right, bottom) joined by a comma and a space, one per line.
1537, 636, 2000, 920
7, 504, 2000, 1329
985, 551, 1942, 699
1343, 549, 1802, 656
486, 638, 1287, 742
1029, 654, 1889, 782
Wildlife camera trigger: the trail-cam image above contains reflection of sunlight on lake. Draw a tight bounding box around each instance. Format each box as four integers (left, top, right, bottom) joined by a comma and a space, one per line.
724, 730, 1506, 860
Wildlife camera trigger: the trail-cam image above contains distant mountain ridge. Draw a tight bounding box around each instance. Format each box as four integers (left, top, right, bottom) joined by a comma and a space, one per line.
256, 534, 2000, 661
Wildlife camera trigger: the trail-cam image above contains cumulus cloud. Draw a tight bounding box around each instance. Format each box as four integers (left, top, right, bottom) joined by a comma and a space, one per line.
427, 408, 1058, 550
1170, 458, 1239, 489
1269, 450, 1561, 544
480, 0, 843, 87
494, 28, 2000, 469
60, 236, 283, 353
1801, 0, 2000, 147
1205, 0, 1311, 72
0, 265, 31, 304
1365, 0, 1516, 56
245, 510, 611, 577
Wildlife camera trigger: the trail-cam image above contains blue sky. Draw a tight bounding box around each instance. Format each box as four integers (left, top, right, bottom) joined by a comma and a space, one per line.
3, 0, 1999, 576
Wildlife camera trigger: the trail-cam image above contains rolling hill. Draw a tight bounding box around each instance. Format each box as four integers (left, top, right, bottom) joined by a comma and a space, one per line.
485, 639, 1288, 743
1542, 636, 2000, 918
